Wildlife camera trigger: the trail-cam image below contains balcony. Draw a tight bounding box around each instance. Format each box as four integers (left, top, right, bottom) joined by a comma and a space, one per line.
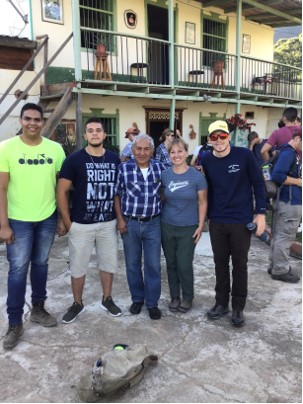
46, 29, 302, 104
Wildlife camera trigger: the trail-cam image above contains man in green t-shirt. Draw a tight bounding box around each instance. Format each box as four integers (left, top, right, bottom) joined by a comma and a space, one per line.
0, 103, 66, 350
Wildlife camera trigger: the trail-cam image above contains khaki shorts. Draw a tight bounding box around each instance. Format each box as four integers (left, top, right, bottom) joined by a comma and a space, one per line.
68, 220, 118, 278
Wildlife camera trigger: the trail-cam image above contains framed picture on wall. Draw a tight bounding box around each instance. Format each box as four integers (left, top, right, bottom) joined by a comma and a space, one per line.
185, 22, 196, 45
242, 34, 251, 54
41, 0, 64, 24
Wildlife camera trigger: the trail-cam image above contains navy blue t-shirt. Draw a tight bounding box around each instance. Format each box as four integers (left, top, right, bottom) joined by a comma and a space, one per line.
59, 148, 120, 223
201, 147, 266, 224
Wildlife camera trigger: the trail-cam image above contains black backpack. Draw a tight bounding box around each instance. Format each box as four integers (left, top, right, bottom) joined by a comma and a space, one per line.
261, 145, 297, 200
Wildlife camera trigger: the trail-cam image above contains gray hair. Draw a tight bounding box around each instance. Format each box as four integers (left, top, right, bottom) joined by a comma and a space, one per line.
132, 133, 154, 149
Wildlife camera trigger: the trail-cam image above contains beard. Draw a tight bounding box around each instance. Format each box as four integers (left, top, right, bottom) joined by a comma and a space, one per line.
88, 140, 103, 148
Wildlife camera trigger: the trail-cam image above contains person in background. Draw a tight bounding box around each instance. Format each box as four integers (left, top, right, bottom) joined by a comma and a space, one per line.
155, 128, 174, 169
190, 144, 202, 167
57, 117, 122, 323
268, 127, 302, 283
0, 103, 66, 350
261, 107, 300, 161
114, 134, 165, 320
120, 123, 140, 162
247, 131, 267, 168
161, 137, 207, 313
201, 120, 266, 328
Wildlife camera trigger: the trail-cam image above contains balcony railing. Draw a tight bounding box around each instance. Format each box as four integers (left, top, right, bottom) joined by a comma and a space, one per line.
74, 28, 302, 102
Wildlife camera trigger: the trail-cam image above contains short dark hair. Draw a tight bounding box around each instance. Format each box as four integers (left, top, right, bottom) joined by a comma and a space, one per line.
20, 103, 43, 119
85, 117, 104, 131
283, 107, 298, 123
247, 131, 259, 143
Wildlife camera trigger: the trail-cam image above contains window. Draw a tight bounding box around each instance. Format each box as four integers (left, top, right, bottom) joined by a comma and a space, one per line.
79, 0, 114, 50
202, 17, 227, 67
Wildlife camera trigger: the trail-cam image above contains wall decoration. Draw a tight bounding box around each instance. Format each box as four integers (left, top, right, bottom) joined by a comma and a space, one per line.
124, 10, 137, 29
242, 34, 251, 54
185, 22, 196, 44
41, 0, 63, 24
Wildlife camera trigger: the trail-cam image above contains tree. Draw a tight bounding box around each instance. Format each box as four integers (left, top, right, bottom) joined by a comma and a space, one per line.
274, 34, 302, 67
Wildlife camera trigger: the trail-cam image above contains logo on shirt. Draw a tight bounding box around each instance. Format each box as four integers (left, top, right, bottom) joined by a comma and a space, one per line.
168, 180, 189, 192
18, 153, 53, 165
228, 164, 240, 173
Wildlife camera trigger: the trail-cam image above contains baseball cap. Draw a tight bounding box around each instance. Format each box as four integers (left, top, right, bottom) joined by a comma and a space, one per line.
125, 127, 140, 138
208, 120, 229, 136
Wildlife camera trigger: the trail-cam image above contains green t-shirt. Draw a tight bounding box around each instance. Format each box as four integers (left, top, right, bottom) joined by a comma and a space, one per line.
0, 136, 66, 221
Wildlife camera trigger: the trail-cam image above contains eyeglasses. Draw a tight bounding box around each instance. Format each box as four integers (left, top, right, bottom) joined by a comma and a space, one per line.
209, 133, 229, 141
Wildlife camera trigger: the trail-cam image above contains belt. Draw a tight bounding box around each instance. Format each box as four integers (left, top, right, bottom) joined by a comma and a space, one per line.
123, 214, 160, 222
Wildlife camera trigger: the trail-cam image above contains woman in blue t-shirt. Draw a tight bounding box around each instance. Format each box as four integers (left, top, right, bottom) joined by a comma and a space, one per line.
161, 138, 208, 313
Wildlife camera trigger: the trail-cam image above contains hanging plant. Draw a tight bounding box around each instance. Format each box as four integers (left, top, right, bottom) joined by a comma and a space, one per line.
226, 114, 255, 132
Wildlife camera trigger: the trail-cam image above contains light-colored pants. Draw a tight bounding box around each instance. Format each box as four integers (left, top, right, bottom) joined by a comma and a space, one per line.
68, 220, 118, 277
269, 201, 302, 275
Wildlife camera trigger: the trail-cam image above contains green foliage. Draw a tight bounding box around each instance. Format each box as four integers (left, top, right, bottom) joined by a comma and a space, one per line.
274, 34, 302, 68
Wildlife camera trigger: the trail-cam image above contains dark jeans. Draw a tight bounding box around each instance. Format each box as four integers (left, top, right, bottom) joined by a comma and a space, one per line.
6, 212, 57, 326
209, 221, 251, 311
161, 221, 197, 301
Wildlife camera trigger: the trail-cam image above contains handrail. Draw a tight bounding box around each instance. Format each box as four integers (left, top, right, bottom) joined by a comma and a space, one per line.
0, 35, 49, 105
0, 33, 73, 126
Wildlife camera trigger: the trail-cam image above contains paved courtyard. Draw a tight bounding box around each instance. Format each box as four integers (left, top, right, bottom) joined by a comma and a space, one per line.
0, 232, 301, 403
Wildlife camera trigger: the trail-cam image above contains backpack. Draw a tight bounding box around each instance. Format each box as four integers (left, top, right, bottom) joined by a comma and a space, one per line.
77, 344, 158, 402
196, 143, 213, 166
261, 144, 297, 200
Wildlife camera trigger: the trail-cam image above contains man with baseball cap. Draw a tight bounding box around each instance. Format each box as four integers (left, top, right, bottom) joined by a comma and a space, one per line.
120, 126, 140, 162
200, 120, 267, 327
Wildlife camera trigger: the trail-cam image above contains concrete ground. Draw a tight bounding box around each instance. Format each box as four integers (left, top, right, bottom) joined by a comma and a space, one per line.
0, 232, 301, 403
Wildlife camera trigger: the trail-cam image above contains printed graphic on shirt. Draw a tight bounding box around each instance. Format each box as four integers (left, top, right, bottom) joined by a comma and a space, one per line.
84, 162, 117, 222
228, 164, 240, 173
18, 153, 54, 165
168, 180, 189, 192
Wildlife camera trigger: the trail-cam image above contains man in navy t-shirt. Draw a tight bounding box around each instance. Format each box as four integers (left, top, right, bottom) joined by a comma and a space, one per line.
201, 120, 267, 327
57, 117, 122, 323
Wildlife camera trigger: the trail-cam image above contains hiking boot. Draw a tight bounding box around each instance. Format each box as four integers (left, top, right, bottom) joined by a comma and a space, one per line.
30, 301, 57, 327
231, 310, 245, 327
62, 301, 85, 324
130, 302, 144, 315
101, 296, 122, 317
178, 299, 192, 313
148, 307, 161, 320
168, 297, 180, 312
271, 268, 300, 283
207, 304, 229, 320
3, 324, 23, 350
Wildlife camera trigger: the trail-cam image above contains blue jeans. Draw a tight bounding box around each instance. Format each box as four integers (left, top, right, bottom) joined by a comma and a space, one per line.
121, 216, 161, 308
6, 212, 57, 326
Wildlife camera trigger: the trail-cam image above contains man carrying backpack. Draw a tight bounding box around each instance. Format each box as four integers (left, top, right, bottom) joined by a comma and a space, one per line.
268, 127, 302, 283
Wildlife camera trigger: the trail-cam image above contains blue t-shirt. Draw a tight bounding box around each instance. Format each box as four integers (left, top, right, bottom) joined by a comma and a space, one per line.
59, 148, 120, 223
161, 166, 207, 226
201, 147, 266, 224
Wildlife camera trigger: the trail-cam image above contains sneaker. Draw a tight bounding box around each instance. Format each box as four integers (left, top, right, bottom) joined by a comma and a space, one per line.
168, 297, 180, 312
207, 304, 229, 320
231, 310, 245, 327
30, 302, 57, 327
62, 301, 85, 324
3, 324, 23, 350
101, 296, 122, 317
148, 307, 161, 320
130, 302, 144, 315
178, 299, 192, 313
271, 269, 300, 283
